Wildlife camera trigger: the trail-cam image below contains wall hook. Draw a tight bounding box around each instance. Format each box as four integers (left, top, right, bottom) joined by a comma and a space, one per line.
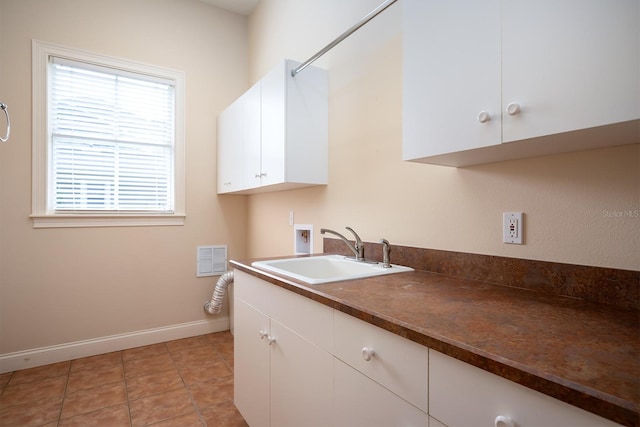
0, 103, 10, 142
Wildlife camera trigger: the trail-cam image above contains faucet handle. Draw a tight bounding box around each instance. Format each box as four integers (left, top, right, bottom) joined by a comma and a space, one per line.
379, 238, 391, 268
345, 227, 365, 260
345, 227, 362, 245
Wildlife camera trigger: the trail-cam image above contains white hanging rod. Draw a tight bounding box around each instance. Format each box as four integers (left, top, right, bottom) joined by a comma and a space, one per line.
291, 0, 399, 77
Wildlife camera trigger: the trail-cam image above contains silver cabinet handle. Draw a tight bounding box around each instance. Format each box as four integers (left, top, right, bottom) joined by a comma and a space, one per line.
259, 329, 276, 345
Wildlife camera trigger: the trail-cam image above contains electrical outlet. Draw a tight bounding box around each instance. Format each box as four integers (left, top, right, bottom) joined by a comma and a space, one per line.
503, 212, 523, 244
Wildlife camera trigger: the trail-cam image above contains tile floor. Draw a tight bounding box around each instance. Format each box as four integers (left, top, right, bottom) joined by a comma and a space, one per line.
0, 331, 248, 426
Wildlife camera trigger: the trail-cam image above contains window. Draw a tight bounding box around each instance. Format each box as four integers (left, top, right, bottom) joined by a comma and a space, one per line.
32, 40, 185, 228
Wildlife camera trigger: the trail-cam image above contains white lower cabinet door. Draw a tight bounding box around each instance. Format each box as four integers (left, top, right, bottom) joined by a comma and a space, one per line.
334, 359, 429, 427
333, 310, 428, 412
429, 350, 622, 427
234, 299, 270, 427
270, 319, 334, 427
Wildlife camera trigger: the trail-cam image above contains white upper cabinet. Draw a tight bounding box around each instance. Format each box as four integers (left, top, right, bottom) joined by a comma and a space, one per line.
217, 92, 245, 194
240, 82, 262, 193
502, 0, 639, 142
218, 81, 261, 194
403, 0, 640, 167
403, 0, 502, 159
217, 59, 328, 194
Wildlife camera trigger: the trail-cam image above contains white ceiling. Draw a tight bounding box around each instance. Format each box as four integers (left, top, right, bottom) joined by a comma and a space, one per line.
199, 0, 259, 15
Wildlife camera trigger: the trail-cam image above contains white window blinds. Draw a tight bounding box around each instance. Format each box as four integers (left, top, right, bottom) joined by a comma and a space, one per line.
49, 56, 176, 213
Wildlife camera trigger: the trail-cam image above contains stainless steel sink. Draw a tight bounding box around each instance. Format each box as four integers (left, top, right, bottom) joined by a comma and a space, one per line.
251, 254, 413, 284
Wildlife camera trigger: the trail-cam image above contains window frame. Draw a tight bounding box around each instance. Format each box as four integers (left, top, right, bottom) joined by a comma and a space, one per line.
31, 40, 185, 228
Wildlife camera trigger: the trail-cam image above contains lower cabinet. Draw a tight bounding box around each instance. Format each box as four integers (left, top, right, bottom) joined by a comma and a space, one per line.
234, 271, 333, 427
233, 298, 270, 427
429, 350, 622, 427
269, 319, 334, 427
234, 270, 623, 427
234, 270, 428, 427
334, 359, 429, 426
333, 310, 428, 414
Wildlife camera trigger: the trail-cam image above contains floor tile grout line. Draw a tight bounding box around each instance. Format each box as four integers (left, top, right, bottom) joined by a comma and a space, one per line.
119, 349, 134, 427
169, 342, 226, 427
126, 342, 198, 427
173, 337, 235, 425
0, 371, 15, 401
169, 340, 207, 427
54, 359, 72, 426
59, 402, 132, 426
58, 352, 133, 425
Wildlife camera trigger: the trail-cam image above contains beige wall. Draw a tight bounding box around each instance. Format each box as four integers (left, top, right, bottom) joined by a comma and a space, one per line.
246, 0, 640, 270
0, 0, 248, 355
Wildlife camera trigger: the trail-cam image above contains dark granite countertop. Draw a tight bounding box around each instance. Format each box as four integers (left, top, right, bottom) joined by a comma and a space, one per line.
230, 255, 639, 427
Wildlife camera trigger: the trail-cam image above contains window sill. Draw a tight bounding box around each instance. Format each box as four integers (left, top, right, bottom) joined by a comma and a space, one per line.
31, 214, 186, 229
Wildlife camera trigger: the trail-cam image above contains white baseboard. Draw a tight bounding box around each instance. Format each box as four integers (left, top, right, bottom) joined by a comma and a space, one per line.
0, 317, 230, 374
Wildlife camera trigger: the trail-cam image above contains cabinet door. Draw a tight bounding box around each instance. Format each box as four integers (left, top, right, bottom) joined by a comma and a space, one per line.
217, 96, 244, 193
283, 59, 329, 186
502, 0, 640, 142
242, 82, 263, 190
235, 270, 333, 353
269, 319, 333, 427
333, 310, 428, 412
403, 0, 501, 160
260, 61, 286, 187
429, 350, 622, 427
334, 359, 429, 427
234, 299, 270, 427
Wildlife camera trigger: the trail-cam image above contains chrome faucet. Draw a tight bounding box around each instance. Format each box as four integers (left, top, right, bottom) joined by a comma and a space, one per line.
320, 226, 365, 261
379, 238, 392, 268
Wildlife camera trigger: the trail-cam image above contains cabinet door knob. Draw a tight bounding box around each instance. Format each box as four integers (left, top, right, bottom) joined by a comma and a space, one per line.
259, 329, 269, 339
267, 336, 276, 346
506, 103, 521, 116
361, 347, 375, 361
477, 111, 491, 123
495, 415, 515, 427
